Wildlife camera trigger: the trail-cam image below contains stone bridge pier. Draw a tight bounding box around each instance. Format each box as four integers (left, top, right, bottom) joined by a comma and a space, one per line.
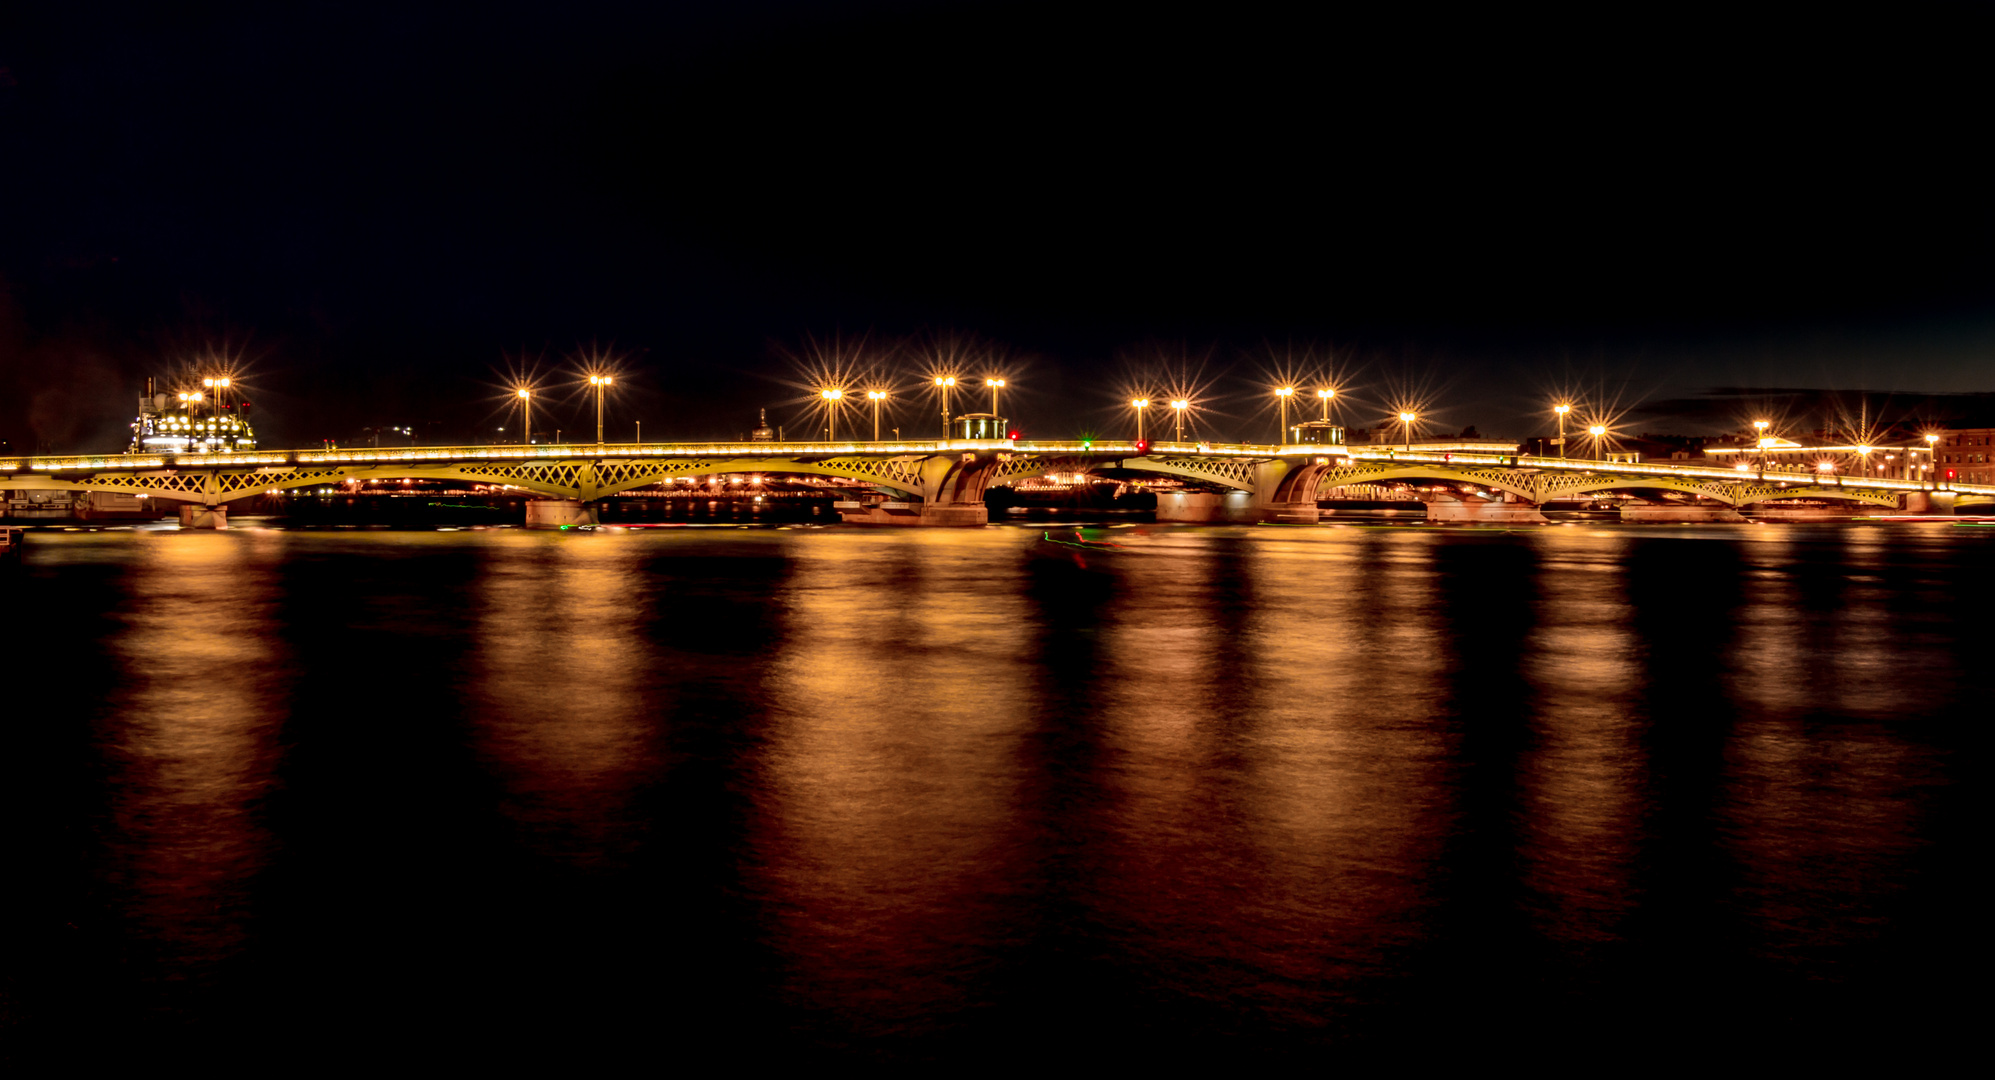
525, 499, 599, 527
1421, 493, 1549, 523
835, 453, 1005, 526
1153, 459, 1333, 524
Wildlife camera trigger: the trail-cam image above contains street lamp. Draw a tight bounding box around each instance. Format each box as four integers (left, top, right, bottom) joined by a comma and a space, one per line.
1170, 399, 1188, 442
1399, 411, 1417, 451
820, 387, 843, 441
1925, 432, 1941, 489
1131, 398, 1149, 441
1275, 386, 1294, 444
1316, 387, 1335, 421
935, 376, 956, 437
867, 390, 887, 441
588, 374, 614, 444
1554, 403, 1571, 458
987, 377, 1005, 416
1754, 419, 1772, 477
1588, 424, 1607, 460
516, 387, 532, 444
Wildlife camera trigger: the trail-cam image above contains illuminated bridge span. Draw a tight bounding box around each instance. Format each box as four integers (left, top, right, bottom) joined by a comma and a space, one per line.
4, 440, 1990, 527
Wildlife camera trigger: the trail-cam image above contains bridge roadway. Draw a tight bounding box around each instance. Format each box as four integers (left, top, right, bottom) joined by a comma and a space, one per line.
4, 439, 1989, 527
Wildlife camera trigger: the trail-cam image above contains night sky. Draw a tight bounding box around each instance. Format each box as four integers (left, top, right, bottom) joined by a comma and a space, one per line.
3, 2, 1990, 452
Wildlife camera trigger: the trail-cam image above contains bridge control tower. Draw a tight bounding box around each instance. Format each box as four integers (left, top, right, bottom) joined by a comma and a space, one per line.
951, 413, 1010, 440
1292, 421, 1345, 446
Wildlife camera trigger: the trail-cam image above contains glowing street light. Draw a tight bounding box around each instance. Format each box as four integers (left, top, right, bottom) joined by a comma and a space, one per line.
1588, 424, 1607, 460
987, 377, 1006, 416
588, 374, 614, 444
516, 386, 532, 444
1131, 398, 1149, 441
1554, 403, 1572, 458
1753, 419, 1772, 477
1274, 386, 1294, 444
935, 376, 956, 437
820, 387, 843, 441
1316, 387, 1335, 421
867, 390, 888, 441
1399, 411, 1417, 451
1926, 432, 1941, 489
1170, 399, 1189, 442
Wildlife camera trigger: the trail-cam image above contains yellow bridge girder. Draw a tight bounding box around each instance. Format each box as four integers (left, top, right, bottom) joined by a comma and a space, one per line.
3, 441, 1981, 511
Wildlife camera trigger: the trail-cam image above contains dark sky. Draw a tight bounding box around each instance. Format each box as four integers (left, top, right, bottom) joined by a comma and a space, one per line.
3, 1, 1990, 452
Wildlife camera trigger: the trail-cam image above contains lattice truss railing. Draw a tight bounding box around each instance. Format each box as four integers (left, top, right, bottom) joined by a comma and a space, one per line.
1730, 483, 1899, 508
219, 468, 347, 496
449, 462, 591, 494
811, 457, 927, 493
983, 455, 1098, 487
1536, 471, 1729, 502
48, 470, 212, 498
1127, 455, 1264, 492
1314, 462, 1537, 500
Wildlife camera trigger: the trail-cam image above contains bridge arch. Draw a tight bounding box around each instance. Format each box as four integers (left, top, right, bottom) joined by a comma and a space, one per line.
1546, 476, 1739, 505
1735, 484, 1899, 509
1311, 463, 1541, 503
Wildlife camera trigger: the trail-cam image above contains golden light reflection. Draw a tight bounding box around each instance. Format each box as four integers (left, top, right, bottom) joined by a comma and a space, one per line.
100, 532, 287, 967
1230, 529, 1452, 971
470, 532, 658, 863
1516, 531, 1641, 941
751, 529, 1034, 1029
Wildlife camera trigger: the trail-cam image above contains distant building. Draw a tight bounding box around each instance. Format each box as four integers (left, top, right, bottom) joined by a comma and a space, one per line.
1937, 426, 1995, 485
750, 409, 775, 442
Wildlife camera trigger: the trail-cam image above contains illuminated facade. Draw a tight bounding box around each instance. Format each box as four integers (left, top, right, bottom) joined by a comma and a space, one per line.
1936, 427, 1995, 485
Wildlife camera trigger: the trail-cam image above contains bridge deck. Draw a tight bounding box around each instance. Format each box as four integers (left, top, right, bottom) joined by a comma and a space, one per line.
4, 440, 1990, 499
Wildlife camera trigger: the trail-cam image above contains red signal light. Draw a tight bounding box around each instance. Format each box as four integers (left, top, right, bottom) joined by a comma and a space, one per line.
1946, 469, 1957, 480
1007, 429, 1020, 439
1134, 439, 1149, 454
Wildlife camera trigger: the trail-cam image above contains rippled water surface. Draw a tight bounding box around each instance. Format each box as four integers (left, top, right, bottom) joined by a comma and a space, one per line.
4, 523, 1986, 1063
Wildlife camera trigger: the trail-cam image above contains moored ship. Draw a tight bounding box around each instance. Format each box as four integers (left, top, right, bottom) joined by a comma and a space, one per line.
129, 376, 258, 454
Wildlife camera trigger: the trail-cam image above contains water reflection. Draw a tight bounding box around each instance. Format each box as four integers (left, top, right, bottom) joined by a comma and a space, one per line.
14, 522, 1986, 1058
471, 533, 660, 865
96, 533, 288, 981
755, 530, 1037, 1033
1519, 531, 1641, 946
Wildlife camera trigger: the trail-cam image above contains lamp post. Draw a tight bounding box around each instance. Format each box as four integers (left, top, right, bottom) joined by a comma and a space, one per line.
1554, 403, 1571, 458
1753, 419, 1771, 479
588, 374, 614, 445
820, 388, 842, 442
987, 377, 1005, 416
1170, 399, 1188, 442
516, 387, 532, 444
1925, 432, 1941, 489
868, 390, 887, 441
1275, 386, 1294, 444
1588, 424, 1607, 460
1399, 412, 1417, 451
935, 376, 956, 437
1131, 398, 1148, 441
1317, 387, 1334, 421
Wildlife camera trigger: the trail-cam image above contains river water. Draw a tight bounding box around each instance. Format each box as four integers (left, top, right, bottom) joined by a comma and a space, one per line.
3, 521, 1985, 1063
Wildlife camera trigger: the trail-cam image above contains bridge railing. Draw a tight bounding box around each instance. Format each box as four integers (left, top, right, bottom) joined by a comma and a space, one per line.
5, 441, 1993, 497
1342, 448, 1978, 494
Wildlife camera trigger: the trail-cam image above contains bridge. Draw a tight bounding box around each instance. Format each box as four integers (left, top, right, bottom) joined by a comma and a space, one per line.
5, 440, 1990, 527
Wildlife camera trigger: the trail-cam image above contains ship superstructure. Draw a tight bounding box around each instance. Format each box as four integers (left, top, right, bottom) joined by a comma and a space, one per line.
128, 376, 258, 454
